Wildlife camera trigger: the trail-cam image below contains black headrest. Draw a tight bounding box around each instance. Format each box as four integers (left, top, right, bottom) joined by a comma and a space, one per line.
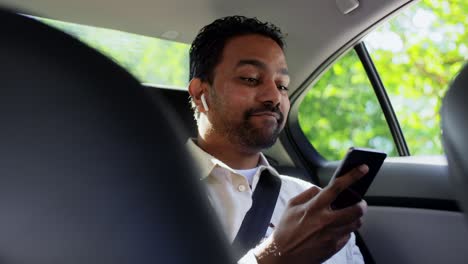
0, 8, 232, 263
146, 87, 198, 138
441, 62, 468, 223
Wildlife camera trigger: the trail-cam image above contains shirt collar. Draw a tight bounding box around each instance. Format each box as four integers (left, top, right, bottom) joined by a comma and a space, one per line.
185, 138, 280, 181
185, 138, 217, 180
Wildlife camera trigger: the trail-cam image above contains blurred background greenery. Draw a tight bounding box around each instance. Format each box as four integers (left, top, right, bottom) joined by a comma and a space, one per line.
298, 0, 467, 159
41, 17, 190, 88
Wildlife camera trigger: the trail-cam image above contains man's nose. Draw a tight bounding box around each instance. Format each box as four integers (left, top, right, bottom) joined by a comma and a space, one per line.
258, 80, 281, 106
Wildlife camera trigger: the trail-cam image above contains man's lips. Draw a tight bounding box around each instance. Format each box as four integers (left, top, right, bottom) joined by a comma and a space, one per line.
250, 111, 281, 120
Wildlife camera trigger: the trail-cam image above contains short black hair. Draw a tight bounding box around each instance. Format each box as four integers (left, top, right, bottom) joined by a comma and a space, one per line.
189, 15, 285, 83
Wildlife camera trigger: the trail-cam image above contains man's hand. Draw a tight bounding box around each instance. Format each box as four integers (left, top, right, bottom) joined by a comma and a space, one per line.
254, 164, 369, 264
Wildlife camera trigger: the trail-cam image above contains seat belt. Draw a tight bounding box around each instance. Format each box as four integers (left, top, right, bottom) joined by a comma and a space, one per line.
232, 169, 282, 260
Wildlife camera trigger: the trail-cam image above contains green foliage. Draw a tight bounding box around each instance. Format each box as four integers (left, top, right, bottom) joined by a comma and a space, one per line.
39, 18, 190, 88
298, 0, 467, 160
299, 52, 397, 160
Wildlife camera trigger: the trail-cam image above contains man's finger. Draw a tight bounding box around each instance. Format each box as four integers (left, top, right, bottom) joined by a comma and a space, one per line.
288, 185, 321, 206
309, 165, 369, 208
329, 221, 362, 239
328, 199, 367, 227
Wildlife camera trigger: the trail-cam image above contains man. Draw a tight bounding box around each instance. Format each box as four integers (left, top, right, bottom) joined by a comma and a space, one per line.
187, 16, 368, 263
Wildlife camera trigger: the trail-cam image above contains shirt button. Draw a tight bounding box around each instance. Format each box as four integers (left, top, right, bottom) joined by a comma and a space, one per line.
238, 184, 246, 192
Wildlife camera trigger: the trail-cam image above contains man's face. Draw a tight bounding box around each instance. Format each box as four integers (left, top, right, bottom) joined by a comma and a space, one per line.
206, 34, 290, 151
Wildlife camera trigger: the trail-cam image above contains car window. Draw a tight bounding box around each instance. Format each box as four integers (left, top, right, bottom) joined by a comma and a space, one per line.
298, 0, 467, 160
367, 0, 467, 156
35, 17, 190, 89
298, 51, 397, 160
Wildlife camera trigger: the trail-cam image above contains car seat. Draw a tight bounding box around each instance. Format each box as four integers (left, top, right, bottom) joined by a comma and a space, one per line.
0, 7, 233, 263
441, 62, 468, 223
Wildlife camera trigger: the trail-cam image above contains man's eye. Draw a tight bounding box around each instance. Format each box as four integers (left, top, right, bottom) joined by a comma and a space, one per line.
278, 85, 289, 91
240, 77, 259, 85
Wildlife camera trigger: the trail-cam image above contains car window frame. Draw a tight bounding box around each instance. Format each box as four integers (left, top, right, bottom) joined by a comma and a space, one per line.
283, 1, 418, 185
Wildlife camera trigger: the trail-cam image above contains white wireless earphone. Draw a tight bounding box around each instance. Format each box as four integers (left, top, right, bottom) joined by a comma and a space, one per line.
200, 93, 209, 111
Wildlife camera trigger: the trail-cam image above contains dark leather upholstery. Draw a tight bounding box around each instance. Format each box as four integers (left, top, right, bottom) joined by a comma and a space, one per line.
147, 87, 198, 138
441, 63, 468, 222
0, 8, 233, 263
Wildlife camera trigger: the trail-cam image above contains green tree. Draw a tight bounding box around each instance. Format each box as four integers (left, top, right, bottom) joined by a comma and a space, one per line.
39, 18, 190, 87
299, 0, 467, 160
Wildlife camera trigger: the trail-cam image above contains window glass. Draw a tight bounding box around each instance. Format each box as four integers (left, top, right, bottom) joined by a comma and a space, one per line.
36, 17, 190, 89
365, 0, 467, 155
298, 0, 467, 160
298, 52, 397, 160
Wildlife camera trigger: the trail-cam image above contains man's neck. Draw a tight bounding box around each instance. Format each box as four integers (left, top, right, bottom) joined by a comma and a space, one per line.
196, 136, 261, 170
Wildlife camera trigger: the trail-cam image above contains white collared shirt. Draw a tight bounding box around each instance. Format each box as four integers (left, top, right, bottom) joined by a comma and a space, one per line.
186, 139, 364, 264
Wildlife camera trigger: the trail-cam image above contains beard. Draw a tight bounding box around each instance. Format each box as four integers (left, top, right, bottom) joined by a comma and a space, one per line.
217, 103, 285, 150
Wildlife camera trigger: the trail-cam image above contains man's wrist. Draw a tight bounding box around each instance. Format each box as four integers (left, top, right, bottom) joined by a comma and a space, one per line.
253, 236, 282, 264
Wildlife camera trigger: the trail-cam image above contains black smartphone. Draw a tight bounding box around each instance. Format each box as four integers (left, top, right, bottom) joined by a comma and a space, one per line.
330, 147, 387, 210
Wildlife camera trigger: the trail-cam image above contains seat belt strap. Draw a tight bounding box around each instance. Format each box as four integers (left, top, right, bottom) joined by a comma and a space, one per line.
232, 169, 282, 260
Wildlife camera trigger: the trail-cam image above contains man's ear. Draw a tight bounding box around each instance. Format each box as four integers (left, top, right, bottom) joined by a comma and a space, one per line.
188, 78, 209, 113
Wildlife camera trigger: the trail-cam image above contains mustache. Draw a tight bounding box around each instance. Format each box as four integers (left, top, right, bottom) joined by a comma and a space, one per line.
244, 104, 284, 122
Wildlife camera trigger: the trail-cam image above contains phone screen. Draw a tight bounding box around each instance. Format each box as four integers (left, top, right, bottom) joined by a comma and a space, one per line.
330, 147, 387, 210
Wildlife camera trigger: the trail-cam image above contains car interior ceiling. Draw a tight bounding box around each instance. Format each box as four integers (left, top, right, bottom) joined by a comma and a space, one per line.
0, 8, 233, 263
